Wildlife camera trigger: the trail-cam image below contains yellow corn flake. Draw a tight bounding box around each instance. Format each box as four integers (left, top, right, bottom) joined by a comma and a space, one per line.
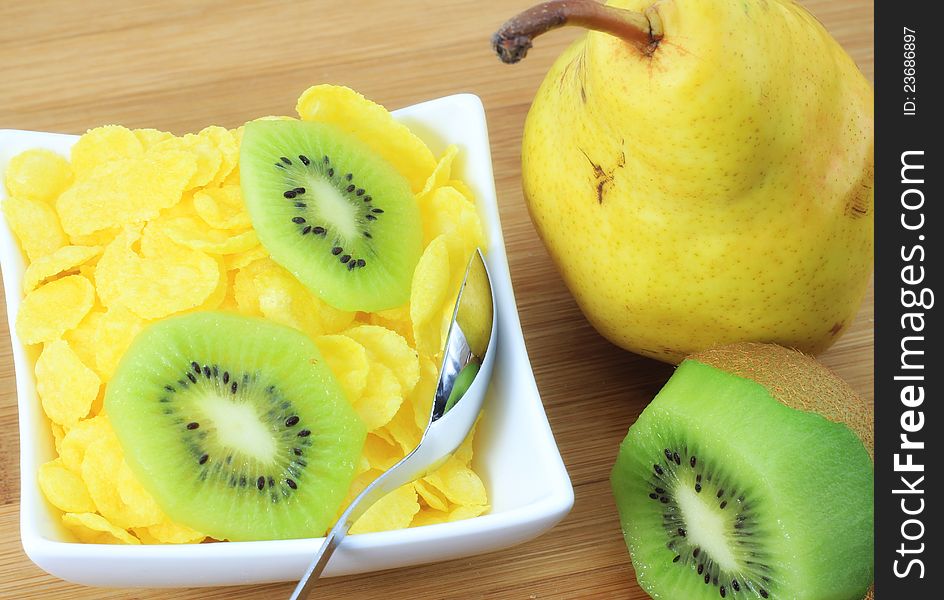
254, 263, 324, 339
353, 362, 402, 430
148, 215, 259, 255
448, 179, 476, 203
343, 325, 419, 396
412, 314, 443, 359
50, 422, 66, 454
416, 145, 459, 200
137, 217, 179, 258
218, 271, 240, 312
366, 306, 413, 345
77, 262, 96, 283
80, 436, 126, 526
16, 275, 95, 345
374, 304, 410, 323
4, 148, 73, 203
419, 185, 486, 252
133, 128, 174, 149
35, 339, 100, 427
232, 258, 267, 315
410, 356, 438, 431
362, 433, 401, 471
413, 480, 449, 512
223, 166, 240, 187
315, 334, 370, 402
68, 227, 119, 249
448, 504, 489, 521
188, 258, 228, 313
454, 418, 479, 466
415, 232, 480, 357
62, 307, 104, 375
424, 456, 487, 507
296, 85, 436, 192
22, 245, 102, 293
371, 427, 397, 447
131, 526, 161, 544
92, 305, 146, 381
233, 258, 353, 338
144, 518, 206, 544
82, 434, 162, 529
116, 461, 165, 528
410, 235, 450, 354
193, 184, 251, 231
318, 301, 357, 334
2, 195, 68, 262
56, 150, 195, 236
95, 226, 220, 319
59, 415, 112, 473
350, 483, 420, 534
411, 507, 449, 528
382, 394, 422, 455
38, 458, 97, 514
88, 386, 105, 418
225, 244, 269, 272
197, 126, 239, 187
157, 132, 223, 190
355, 454, 371, 476
160, 190, 202, 221
69, 125, 144, 177
62, 512, 140, 545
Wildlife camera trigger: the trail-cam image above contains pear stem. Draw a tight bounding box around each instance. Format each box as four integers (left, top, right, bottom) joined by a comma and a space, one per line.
492, 0, 663, 64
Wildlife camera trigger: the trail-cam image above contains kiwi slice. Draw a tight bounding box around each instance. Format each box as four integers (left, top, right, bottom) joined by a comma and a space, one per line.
611, 351, 873, 599
105, 312, 366, 541
240, 119, 422, 312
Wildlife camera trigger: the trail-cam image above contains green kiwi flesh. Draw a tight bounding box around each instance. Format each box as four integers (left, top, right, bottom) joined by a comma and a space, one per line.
105, 312, 366, 541
240, 119, 422, 312
610, 360, 873, 599
444, 362, 479, 414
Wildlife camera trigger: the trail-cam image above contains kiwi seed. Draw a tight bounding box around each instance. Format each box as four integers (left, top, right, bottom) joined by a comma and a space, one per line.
105, 312, 366, 541
270, 155, 377, 267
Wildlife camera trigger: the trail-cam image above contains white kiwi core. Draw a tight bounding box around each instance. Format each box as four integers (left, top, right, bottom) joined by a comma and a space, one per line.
197, 393, 277, 463
675, 479, 739, 572
307, 177, 359, 241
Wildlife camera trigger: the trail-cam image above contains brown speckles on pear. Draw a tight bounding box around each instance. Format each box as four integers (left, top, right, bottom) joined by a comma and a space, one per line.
844, 165, 874, 219
579, 147, 625, 205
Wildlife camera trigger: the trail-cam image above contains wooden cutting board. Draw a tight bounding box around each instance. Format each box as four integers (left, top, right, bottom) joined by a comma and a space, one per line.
0, 1, 873, 597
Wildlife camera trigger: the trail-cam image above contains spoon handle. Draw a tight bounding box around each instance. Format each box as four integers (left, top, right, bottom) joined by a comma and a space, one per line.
289, 444, 444, 599
289, 526, 344, 599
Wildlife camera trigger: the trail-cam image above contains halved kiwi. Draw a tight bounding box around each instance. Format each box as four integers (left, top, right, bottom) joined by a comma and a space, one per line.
240, 119, 422, 312
611, 345, 873, 599
105, 312, 366, 541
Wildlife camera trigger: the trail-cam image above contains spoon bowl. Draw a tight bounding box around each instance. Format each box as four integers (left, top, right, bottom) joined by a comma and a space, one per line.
291, 248, 497, 598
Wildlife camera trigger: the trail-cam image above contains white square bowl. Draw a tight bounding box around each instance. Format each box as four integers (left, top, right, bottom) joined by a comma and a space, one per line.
0, 93, 573, 587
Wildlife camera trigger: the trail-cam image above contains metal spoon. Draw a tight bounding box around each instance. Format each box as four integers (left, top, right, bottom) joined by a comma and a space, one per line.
290, 248, 497, 598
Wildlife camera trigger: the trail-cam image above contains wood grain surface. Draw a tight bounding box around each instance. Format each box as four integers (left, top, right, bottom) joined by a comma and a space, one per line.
0, 1, 873, 598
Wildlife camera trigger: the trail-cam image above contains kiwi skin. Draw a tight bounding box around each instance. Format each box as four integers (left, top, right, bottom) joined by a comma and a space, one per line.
691, 343, 874, 600
690, 343, 873, 459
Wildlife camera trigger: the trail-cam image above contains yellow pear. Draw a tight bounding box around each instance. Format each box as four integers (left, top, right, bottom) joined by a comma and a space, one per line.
493, 0, 873, 363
